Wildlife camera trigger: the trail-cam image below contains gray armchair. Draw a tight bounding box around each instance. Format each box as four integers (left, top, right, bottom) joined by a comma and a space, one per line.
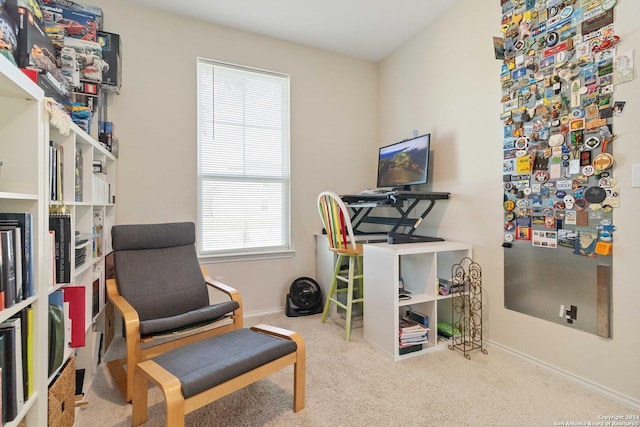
106, 222, 242, 402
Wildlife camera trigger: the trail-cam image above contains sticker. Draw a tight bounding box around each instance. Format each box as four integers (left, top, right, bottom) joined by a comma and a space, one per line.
560, 6, 573, 19
575, 198, 588, 210
584, 186, 607, 203
582, 165, 595, 176
515, 136, 529, 150
504, 200, 516, 211
504, 233, 515, 242
534, 170, 550, 183
571, 108, 585, 119
549, 134, 565, 146
584, 136, 600, 150
592, 152, 614, 171
546, 32, 559, 47
564, 195, 575, 209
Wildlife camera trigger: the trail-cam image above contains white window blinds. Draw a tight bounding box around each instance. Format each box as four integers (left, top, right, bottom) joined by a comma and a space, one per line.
197, 59, 291, 257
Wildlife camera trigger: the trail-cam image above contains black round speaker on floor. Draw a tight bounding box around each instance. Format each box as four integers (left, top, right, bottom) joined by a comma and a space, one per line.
285, 277, 323, 317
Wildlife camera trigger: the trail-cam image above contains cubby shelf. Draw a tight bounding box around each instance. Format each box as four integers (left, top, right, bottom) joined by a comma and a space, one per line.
363, 240, 473, 361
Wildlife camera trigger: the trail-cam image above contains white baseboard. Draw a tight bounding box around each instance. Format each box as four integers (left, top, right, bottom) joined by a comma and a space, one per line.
244, 307, 285, 318
487, 339, 640, 411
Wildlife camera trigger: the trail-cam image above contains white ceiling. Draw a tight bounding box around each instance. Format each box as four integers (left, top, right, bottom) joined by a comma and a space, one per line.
123, 0, 461, 62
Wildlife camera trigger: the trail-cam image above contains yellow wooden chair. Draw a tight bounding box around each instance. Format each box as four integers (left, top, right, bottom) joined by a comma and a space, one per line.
317, 191, 364, 341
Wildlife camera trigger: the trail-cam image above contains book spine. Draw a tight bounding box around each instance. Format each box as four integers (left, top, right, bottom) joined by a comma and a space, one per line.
0, 213, 34, 299
49, 215, 71, 284
0, 317, 24, 423
0, 230, 17, 309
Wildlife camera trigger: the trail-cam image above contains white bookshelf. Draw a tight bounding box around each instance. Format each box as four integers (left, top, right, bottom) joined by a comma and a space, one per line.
0, 54, 47, 426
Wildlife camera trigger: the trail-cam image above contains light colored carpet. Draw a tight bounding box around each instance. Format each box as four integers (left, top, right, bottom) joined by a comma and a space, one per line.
75, 311, 633, 426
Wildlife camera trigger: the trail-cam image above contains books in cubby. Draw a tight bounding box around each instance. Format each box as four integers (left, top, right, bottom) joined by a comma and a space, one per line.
398, 316, 429, 349
0, 229, 17, 310
49, 141, 64, 202
0, 315, 25, 423
0, 213, 35, 304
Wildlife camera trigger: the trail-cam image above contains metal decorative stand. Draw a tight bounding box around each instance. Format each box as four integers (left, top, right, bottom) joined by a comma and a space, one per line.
447, 257, 487, 360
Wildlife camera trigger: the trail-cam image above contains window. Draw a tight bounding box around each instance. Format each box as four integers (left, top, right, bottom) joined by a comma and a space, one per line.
197, 59, 291, 259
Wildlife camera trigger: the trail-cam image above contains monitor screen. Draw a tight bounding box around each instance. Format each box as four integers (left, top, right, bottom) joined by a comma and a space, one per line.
376, 133, 430, 190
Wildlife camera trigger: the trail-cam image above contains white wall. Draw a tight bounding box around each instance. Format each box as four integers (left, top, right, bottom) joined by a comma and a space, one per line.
85, 1, 378, 313
379, 0, 640, 404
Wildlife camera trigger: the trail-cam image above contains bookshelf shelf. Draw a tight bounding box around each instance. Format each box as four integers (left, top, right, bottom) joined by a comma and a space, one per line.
363, 241, 472, 361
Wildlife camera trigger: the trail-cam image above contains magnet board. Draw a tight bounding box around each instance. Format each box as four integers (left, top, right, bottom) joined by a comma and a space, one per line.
498, 1, 624, 338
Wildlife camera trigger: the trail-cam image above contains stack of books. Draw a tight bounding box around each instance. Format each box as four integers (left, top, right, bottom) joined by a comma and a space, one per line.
398, 317, 429, 351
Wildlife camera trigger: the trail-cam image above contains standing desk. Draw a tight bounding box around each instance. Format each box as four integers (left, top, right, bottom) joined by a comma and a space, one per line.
339, 191, 450, 244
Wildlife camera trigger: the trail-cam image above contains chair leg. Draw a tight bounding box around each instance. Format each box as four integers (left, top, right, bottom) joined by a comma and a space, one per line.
321, 254, 343, 323
344, 255, 355, 341
357, 254, 364, 305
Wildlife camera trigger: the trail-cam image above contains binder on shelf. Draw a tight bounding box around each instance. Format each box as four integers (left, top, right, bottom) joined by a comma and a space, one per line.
0, 226, 23, 307
0, 317, 24, 423
0, 229, 17, 309
0, 213, 35, 299
48, 290, 67, 376
13, 308, 30, 402
26, 306, 34, 398
49, 214, 72, 284
62, 286, 86, 348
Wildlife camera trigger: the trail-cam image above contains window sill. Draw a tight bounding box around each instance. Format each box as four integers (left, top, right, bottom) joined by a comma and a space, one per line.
198, 248, 295, 263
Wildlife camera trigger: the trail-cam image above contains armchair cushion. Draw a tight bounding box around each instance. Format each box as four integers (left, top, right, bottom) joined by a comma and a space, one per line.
152, 328, 298, 398
139, 300, 239, 337
112, 222, 218, 322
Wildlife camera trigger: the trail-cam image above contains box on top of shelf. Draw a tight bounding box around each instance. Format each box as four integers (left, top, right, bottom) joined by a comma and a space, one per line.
41, 1, 101, 43
41, 0, 103, 29
62, 36, 105, 83
12, 8, 70, 102
0, 4, 19, 66
97, 31, 120, 93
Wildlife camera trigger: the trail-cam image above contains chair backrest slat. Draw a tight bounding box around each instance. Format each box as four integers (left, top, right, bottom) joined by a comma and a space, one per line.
317, 191, 356, 251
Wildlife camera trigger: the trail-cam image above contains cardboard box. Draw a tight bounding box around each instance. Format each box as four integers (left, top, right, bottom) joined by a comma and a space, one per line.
62, 36, 105, 83
11, 6, 70, 99
41, 2, 101, 43
97, 31, 121, 93
40, 0, 103, 29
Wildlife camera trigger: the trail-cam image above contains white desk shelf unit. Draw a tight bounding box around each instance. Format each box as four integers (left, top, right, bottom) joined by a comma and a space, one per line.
363, 241, 472, 361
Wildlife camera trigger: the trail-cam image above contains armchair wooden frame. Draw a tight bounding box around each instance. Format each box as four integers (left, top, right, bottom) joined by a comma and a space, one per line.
132, 324, 306, 427
107, 266, 243, 403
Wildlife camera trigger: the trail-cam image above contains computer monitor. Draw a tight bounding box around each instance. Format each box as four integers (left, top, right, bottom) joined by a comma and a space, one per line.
376, 133, 430, 191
